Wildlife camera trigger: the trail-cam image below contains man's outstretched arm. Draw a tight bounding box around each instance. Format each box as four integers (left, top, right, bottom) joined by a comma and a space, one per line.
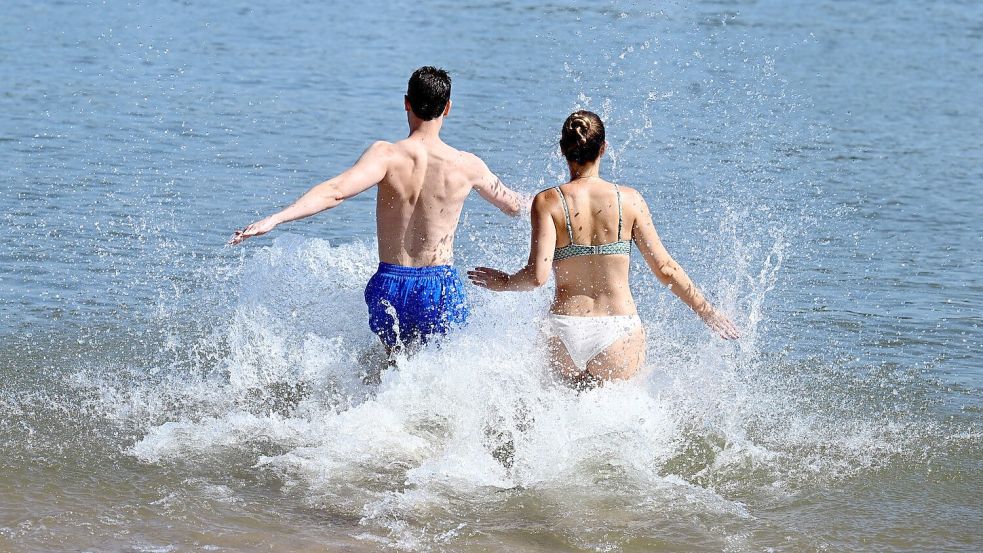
230, 142, 391, 245
471, 157, 531, 216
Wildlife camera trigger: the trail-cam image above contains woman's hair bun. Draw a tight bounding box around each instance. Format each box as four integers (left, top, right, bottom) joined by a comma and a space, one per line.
560, 110, 605, 163
568, 114, 591, 145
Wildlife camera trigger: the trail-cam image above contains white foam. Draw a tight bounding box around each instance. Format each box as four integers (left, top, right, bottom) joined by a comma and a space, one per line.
54, 234, 952, 547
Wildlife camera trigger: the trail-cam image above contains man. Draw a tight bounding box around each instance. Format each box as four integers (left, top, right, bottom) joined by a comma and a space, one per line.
230, 66, 525, 355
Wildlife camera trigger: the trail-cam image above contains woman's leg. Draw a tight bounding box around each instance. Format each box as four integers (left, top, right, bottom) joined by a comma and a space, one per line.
547, 335, 579, 380
546, 336, 603, 390
585, 324, 646, 381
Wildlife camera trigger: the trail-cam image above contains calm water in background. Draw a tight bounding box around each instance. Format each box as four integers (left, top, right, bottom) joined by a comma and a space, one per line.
1, 1, 980, 552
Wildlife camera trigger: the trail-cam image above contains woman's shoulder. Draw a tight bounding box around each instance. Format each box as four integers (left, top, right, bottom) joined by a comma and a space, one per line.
605, 183, 652, 221
609, 182, 645, 204
604, 180, 639, 195
533, 186, 562, 202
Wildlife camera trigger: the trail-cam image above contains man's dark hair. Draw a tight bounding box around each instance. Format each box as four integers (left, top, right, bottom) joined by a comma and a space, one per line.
406, 66, 451, 121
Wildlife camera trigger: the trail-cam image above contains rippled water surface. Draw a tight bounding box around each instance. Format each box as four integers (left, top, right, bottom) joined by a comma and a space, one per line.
1, 1, 980, 551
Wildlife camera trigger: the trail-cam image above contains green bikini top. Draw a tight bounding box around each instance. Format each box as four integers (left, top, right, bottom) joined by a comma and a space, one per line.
553, 183, 632, 262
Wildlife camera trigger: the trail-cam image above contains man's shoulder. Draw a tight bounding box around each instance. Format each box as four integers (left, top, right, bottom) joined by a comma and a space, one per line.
365, 140, 396, 154
445, 147, 485, 170
354, 140, 397, 166
430, 146, 489, 181
371, 139, 419, 168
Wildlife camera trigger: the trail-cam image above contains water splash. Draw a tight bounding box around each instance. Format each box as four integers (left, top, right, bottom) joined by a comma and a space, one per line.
40, 234, 961, 549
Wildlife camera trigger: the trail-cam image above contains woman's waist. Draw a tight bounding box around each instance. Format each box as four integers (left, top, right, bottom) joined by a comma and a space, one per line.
549, 292, 637, 317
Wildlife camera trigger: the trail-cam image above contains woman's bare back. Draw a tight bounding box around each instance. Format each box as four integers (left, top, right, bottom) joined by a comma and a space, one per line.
548, 177, 639, 316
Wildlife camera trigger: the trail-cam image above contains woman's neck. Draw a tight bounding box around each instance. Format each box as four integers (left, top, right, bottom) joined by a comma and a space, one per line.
568, 161, 600, 181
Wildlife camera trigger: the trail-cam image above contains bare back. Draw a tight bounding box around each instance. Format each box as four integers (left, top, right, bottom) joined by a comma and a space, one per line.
548, 178, 640, 316
377, 137, 489, 267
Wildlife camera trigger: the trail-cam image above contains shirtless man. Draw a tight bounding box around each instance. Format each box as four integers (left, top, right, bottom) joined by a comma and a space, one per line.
230, 66, 525, 354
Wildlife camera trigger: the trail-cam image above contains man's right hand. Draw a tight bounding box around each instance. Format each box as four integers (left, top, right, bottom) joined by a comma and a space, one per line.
229, 216, 278, 245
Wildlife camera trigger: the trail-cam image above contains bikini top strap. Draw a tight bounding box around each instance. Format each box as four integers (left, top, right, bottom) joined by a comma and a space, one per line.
613, 183, 623, 240
554, 186, 575, 242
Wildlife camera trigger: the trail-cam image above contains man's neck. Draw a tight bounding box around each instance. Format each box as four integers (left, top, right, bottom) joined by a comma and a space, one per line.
407, 117, 443, 139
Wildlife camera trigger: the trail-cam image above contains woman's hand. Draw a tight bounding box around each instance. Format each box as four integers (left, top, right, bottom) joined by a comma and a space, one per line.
229, 216, 278, 245
467, 267, 511, 292
699, 307, 741, 340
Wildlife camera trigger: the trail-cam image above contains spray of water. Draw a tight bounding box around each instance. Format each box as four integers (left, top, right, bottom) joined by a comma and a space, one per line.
4, 3, 978, 551
43, 227, 957, 549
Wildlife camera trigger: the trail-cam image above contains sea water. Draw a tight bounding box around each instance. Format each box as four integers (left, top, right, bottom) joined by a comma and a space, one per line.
1, 1, 980, 551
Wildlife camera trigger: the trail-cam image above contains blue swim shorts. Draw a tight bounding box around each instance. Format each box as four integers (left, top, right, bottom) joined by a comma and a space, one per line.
364, 262, 470, 347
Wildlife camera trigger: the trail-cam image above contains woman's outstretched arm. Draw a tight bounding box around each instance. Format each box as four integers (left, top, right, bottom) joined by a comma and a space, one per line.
468, 190, 556, 291
630, 191, 740, 339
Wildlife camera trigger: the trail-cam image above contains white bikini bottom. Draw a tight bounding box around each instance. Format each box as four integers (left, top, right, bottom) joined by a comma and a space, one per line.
546, 314, 643, 371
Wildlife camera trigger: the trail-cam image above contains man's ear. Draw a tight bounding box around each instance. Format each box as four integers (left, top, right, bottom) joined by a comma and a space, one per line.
404, 95, 412, 113
443, 99, 452, 117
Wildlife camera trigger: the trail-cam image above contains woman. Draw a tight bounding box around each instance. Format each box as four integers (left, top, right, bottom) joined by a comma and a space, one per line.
468, 110, 739, 388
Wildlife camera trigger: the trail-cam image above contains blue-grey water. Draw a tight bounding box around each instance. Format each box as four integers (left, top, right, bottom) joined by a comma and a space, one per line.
1, 1, 980, 551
